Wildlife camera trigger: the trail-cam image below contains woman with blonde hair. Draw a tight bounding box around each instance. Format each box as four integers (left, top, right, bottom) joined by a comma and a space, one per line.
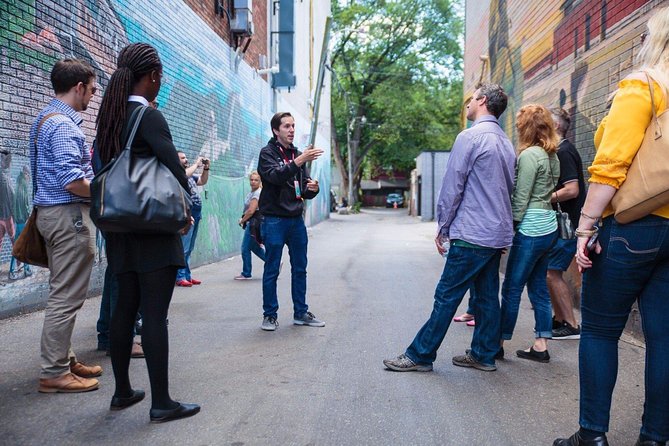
555, 7, 669, 446
499, 104, 559, 362
235, 171, 266, 280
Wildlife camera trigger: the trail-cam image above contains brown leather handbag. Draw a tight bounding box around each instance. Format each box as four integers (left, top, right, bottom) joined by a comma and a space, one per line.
611, 73, 669, 224
11, 207, 48, 268
10, 113, 60, 268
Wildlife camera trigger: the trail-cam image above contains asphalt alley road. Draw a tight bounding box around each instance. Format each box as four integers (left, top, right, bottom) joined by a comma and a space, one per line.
0, 209, 645, 445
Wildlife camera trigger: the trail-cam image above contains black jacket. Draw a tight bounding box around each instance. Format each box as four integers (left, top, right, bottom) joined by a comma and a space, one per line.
257, 138, 319, 217
105, 101, 190, 274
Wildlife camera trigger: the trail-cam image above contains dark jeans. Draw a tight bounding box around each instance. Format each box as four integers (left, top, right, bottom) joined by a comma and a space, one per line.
579, 215, 669, 442
501, 230, 557, 340
405, 244, 503, 367
261, 215, 308, 319
96, 265, 120, 350
241, 224, 266, 278
176, 206, 202, 281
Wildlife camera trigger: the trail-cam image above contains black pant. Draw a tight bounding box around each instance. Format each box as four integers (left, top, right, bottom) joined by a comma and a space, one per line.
110, 266, 178, 409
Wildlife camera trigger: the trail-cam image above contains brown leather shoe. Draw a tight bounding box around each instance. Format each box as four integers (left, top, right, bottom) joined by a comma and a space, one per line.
70, 360, 103, 378
38, 372, 99, 393
131, 342, 145, 358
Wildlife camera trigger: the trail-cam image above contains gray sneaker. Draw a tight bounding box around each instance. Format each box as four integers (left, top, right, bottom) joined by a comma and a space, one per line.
293, 311, 325, 327
383, 354, 433, 372
261, 316, 278, 331
452, 352, 497, 371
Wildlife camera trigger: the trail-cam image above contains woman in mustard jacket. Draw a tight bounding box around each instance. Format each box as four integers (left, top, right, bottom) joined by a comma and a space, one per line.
555, 7, 669, 446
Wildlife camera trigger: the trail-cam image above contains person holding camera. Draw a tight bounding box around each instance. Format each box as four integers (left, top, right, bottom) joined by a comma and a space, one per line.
500, 104, 559, 363
175, 152, 209, 287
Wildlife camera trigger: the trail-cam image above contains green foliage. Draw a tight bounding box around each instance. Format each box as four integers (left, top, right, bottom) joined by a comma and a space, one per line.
331, 0, 464, 193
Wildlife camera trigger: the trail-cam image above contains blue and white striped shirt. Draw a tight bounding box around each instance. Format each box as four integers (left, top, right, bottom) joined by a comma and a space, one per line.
29, 99, 93, 206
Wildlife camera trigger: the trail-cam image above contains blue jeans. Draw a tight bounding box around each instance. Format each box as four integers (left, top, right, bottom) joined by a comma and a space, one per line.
579, 215, 669, 441
176, 206, 202, 281
501, 230, 557, 340
97, 265, 119, 350
405, 245, 503, 367
241, 224, 266, 278
261, 215, 308, 319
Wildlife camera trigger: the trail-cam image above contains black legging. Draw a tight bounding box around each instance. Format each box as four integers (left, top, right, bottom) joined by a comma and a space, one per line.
110, 266, 179, 410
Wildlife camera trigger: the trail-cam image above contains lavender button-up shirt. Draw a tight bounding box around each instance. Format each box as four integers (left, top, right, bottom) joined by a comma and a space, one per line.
437, 114, 516, 248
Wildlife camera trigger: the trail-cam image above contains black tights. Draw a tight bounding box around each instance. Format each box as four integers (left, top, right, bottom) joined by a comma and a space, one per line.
110, 266, 179, 410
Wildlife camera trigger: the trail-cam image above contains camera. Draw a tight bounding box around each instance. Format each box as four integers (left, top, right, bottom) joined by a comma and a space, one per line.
202, 158, 210, 166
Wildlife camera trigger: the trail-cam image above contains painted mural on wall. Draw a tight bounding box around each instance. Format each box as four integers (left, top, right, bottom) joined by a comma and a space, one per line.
466, 0, 666, 168
0, 0, 330, 311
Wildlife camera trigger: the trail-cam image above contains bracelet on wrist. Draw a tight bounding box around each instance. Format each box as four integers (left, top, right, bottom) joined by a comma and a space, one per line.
575, 226, 599, 238
580, 210, 601, 220
203, 168, 210, 171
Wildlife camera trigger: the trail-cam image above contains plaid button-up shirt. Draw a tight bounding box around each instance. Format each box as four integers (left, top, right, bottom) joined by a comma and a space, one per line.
29, 99, 93, 206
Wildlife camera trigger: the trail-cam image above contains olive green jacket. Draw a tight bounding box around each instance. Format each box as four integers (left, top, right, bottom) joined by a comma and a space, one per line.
511, 146, 560, 222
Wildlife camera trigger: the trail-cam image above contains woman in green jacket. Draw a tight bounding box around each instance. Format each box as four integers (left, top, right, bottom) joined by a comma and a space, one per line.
500, 104, 560, 362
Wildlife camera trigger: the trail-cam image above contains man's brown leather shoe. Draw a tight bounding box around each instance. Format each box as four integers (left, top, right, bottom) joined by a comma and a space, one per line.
70, 360, 103, 378
131, 342, 145, 358
38, 372, 99, 393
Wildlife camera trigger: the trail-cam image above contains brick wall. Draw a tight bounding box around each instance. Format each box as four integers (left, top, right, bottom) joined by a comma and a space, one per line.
0, 0, 331, 317
464, 0, 669, 341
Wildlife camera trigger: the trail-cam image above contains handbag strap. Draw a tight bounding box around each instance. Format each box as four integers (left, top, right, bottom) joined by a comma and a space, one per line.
32, 112, 63, 198
122, 106, 148, 153
547, 151, 563, 213
643, 71, 662, 140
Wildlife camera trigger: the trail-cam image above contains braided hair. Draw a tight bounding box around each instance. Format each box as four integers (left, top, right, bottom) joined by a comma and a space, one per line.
96, 43, 162, 163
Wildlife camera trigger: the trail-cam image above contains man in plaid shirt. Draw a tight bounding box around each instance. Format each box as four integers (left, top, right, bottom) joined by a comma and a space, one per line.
30, 59, 101, 394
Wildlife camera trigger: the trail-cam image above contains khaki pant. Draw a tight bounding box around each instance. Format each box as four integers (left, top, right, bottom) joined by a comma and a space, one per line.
37, 203, 95, 378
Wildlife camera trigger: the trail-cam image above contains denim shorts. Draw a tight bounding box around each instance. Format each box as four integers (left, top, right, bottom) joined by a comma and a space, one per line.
547, 237, 576, 271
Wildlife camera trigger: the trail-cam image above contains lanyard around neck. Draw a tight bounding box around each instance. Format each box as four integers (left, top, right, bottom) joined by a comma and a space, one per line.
278, 145, 295, 165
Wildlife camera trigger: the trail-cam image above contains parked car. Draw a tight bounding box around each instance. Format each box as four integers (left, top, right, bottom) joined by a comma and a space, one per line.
385, 193, 404, 208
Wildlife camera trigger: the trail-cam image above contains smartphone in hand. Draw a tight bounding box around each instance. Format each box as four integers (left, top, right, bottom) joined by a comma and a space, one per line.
586, 232, 599, 251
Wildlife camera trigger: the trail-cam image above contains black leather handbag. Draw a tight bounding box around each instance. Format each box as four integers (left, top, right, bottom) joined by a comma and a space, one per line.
90, 106, 192, 234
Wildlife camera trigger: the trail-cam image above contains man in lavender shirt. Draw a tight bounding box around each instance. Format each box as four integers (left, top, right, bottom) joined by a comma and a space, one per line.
384, 83, 516, 372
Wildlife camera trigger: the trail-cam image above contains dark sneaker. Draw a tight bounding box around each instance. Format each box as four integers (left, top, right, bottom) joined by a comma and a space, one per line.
383, 354, 433, 372
293, 311, 325, 327
552, 321, 581, 340
553, 431, 609, 446
452, 352, 496, 371
552, 316, 563, 330
516, 347, 550, 363
466, 347, 504, 360
261, 316, 279, 331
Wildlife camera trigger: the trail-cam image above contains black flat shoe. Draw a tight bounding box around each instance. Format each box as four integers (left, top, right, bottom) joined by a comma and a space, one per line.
150, 402, 201, 423
636, 436, 667, 446
553, 431, 609, 446
110, 389, 145, 411
516, 346, 550, 363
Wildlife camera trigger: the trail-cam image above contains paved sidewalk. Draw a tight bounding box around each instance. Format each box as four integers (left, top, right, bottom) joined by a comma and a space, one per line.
0, 209, 646, 445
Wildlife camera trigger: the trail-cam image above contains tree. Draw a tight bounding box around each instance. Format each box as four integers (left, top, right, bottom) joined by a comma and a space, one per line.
331, 0, 463, 204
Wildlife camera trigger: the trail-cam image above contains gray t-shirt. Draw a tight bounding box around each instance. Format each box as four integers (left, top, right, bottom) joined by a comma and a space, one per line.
244, 188, 261, 213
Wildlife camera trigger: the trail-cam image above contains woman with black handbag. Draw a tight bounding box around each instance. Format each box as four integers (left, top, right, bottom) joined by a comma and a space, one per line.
499, 104, 560, 363
94, 43, 200, 422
